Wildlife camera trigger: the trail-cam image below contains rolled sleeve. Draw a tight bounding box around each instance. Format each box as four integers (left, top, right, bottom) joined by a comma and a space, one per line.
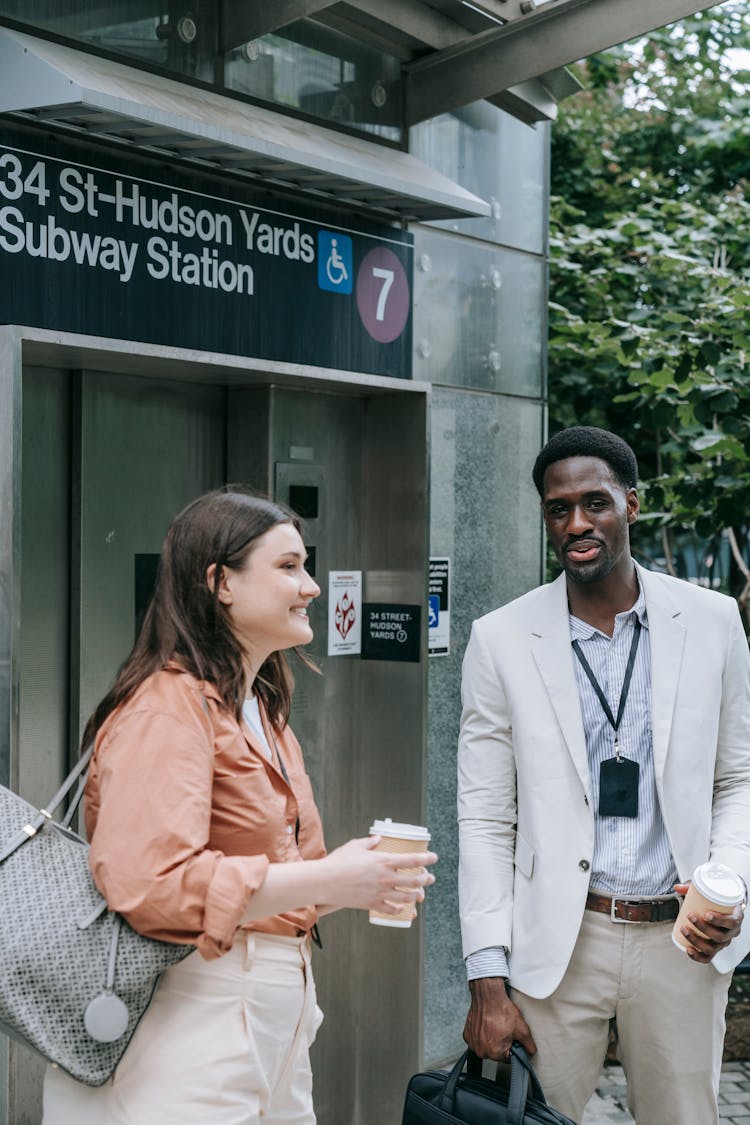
88, 707, 270, 958
197, 854, 270, 959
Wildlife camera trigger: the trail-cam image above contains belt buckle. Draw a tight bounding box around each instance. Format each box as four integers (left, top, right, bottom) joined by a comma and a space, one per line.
610, 896, 640, 924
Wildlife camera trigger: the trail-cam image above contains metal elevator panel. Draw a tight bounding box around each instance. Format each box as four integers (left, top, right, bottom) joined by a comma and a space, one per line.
225, 382, 429, 1123
13, 365, 73, 1125
72, 369, 227, 741
268, 387, 428, 1125
19, 366, 71, 809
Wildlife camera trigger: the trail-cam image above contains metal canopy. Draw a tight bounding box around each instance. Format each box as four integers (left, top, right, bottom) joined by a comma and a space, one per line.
0, 28, 489, 222
0, 0, 724, 216
223, 0, 582, 128
221, 0, 720, 127
402, 0, 724, 125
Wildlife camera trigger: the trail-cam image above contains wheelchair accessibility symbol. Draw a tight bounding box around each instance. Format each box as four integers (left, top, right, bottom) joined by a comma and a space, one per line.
318, 231, 353, 294
428, 595, 439, 629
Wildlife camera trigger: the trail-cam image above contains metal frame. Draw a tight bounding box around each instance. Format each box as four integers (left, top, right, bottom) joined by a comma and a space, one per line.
0, 321, 432, 1124
0, 27, 489, 221
0, 325, 22, 795
403, 0, 724, 124
14, 325, 433, 399
0, 324, 21, 1125
221, 1, 339, 51
221, 0, 722, 127
0, 0, 725, 205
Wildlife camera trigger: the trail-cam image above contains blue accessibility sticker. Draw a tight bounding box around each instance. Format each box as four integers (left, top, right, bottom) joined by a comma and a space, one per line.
428, 595, 440, 629
318, 231, 353, 294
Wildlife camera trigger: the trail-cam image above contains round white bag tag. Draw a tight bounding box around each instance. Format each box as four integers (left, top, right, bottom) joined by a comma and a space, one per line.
84, 992, 129, 1042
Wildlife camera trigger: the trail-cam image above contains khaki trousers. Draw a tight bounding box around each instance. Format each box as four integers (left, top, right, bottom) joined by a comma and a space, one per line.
43, 932, 322, 1125
513, 909, 731, 1125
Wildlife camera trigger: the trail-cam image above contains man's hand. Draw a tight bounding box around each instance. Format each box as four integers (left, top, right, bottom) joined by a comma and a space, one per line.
463, 977, 536, 1061
674, 883, 745, 964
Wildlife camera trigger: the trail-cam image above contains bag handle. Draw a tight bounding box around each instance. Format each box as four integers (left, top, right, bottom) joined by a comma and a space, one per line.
0, 743, 95, 863
51, 742, 97, 822
438, 1050, 471, 1112
438, 1045, 547, 1122
508, 1043, 547, 1118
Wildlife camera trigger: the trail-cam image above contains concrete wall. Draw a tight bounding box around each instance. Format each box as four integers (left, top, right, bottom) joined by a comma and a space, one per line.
411, 103, 548, 1065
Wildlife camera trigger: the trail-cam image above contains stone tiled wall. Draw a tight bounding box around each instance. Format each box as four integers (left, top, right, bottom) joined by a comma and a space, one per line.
411, 107, 549, 1064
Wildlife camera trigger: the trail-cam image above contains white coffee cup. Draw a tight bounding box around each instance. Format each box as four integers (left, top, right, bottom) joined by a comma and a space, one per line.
672, 861, 745, 953
368, 818, 431, 929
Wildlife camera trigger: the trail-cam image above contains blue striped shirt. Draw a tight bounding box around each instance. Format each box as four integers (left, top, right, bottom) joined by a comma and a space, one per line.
466, 586, 678, 981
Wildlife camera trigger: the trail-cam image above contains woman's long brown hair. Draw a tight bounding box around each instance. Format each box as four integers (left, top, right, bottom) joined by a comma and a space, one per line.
81, 489, 314, 748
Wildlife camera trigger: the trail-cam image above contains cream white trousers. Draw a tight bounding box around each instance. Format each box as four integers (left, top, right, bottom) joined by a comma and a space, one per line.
43, 932, 323, 1125
513, 909, 731, 1125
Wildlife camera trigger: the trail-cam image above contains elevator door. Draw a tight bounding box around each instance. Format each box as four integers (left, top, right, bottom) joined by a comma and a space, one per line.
14, 364, 427, 1125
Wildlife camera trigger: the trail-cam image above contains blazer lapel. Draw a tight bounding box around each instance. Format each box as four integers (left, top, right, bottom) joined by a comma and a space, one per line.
530, 573, 591, 795
636, 564, 686, 780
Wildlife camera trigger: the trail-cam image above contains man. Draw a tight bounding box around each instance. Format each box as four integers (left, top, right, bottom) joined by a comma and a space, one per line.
458, 426, 750, 1125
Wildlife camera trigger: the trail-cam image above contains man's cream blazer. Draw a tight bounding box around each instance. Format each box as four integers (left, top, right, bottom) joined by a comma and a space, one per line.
458, 562, 750, 999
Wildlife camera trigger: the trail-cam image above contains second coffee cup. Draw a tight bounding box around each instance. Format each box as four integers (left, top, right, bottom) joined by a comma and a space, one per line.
672, 861, 745, 953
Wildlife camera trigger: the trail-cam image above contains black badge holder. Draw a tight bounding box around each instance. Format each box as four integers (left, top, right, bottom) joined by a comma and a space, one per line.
572, 618, 642, 820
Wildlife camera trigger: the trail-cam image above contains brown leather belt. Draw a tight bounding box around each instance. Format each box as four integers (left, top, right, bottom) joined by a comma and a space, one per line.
586, 890, 680, 924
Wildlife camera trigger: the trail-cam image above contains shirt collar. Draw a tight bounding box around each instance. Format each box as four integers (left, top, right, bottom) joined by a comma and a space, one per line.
569, 582, 648, 642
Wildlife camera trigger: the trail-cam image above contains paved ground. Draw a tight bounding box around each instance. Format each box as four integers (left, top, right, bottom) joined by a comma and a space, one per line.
582, 1061, 750, 1123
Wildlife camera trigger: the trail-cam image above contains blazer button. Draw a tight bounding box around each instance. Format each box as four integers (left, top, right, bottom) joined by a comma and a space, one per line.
579, 859, 590, 871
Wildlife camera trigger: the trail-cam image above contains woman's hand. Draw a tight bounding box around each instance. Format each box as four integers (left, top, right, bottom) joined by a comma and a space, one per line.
322, 836, 437, 915
240, 837, 437, 924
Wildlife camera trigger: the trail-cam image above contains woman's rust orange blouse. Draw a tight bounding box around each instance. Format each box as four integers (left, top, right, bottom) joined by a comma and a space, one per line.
85, 664, 326, 959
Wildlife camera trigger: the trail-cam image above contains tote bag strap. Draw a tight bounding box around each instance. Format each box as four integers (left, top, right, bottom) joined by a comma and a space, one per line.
2, 685, 216, 865
0, 742, 95, 862
60, 743, 96, 828
58, 686, 215, 832
57, 687, 213, 830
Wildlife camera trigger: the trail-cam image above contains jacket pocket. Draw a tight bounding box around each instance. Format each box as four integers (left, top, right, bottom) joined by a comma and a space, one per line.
514, 832, 534, 879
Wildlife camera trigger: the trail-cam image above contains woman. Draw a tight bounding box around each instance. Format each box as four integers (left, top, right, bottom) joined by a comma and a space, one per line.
44, 489, 436, 1125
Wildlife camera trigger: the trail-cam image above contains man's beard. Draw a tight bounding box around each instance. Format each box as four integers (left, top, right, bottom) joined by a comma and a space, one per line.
562, 548, 615, 584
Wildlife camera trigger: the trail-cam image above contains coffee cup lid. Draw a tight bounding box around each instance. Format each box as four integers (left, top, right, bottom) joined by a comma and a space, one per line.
692, 861, 745, 906
369, 818, 430, 841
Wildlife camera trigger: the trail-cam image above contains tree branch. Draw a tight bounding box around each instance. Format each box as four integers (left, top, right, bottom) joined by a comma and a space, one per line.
726, 527, 750, 582
661, 526, 677, 578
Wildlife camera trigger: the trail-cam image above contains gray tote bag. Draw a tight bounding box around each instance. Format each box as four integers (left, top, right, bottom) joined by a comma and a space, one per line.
0, 745, 192, 1086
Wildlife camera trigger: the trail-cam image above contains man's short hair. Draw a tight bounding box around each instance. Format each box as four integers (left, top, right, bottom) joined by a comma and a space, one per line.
532, 426, 638, 496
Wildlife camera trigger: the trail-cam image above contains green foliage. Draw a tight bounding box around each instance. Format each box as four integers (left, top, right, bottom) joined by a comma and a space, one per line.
548, 1, 750, 624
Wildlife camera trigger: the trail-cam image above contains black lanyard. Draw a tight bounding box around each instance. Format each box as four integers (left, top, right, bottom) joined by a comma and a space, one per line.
571, 618, 642, 760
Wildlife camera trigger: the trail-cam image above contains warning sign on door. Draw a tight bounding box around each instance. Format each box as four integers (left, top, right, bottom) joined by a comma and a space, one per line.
428, 557, 450, 657
327, 571, 362, 655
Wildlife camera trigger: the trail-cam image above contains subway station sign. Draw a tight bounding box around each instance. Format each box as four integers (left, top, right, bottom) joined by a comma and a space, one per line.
0, 123, 413, 378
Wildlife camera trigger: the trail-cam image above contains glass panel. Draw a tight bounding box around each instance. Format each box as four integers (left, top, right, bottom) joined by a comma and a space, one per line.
410, 103, 548, 253
0, 1, 218, 83
224, 20, 402, 142
412, 228, 546, 396
424, 387, 544, 1064
1, 5, 403, 139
